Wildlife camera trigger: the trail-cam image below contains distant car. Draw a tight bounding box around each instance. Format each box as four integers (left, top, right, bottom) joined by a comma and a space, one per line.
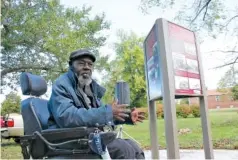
1, 113, 24, 143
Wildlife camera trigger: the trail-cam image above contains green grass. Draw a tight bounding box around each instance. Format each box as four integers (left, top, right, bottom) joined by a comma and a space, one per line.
1, 140, 23, 159
1, 109, 238, 159
122, 109, 238, 149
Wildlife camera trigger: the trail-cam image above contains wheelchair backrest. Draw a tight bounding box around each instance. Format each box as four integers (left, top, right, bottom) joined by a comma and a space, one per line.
20, 72, 50, 135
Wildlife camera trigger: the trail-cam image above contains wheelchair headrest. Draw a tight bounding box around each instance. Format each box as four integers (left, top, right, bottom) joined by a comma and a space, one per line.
20, 72, 47, 96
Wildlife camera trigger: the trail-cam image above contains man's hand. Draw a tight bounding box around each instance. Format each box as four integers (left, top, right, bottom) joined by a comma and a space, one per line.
111, 99, 130, 122
130, 107, 146, 124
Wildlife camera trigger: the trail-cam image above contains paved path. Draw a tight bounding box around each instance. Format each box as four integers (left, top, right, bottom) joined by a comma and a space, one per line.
144, 150, 238, 159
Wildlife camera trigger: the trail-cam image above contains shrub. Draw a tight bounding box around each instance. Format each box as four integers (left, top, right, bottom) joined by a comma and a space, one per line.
176, 105, 191, 118
156, 104, 164, 118
191, 105, 200, 117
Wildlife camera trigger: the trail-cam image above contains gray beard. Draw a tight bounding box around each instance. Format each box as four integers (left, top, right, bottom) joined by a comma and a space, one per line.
77, 74, 92, 88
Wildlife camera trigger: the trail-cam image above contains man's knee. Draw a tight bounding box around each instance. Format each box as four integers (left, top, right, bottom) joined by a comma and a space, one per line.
107, 138, 134, 159
124, 139, 145, 159
107, 138, 145, 159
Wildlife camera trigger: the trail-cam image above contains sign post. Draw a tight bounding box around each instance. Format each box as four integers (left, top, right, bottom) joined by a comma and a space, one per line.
195, 36, 214, 159
143, 18, 214, 159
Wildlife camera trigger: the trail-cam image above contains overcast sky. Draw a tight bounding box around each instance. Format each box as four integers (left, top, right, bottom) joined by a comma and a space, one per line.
0, 0, 236, 103
60, 0, 234, 89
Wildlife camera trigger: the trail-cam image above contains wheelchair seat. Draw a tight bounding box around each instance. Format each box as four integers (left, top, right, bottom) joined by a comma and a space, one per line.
19, 72, 116, 159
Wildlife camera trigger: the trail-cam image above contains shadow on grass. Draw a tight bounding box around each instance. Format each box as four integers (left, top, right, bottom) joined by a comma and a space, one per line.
1, 141, 19, 147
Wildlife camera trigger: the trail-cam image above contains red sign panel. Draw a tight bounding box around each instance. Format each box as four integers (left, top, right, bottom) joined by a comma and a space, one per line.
168, 22, 202, 95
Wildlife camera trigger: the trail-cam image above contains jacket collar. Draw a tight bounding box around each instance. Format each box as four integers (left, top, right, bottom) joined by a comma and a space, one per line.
67, 67, 106, 99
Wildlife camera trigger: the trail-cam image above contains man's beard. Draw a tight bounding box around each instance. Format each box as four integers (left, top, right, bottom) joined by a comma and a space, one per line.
77, 74, 92, 87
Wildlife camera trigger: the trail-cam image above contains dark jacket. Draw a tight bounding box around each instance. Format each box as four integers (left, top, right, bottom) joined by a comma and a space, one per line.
48, 68, 131, 128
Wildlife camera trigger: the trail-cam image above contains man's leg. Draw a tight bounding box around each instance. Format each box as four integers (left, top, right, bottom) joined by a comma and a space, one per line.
124, 139, 145, 159
107, 138, 145, 159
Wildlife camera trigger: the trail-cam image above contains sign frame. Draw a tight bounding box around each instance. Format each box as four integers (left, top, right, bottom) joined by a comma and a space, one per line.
143, 18, 214, 159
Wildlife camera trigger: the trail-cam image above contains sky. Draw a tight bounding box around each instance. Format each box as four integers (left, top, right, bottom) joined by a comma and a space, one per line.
0, 0, 236, 103
59, 0, 233, 89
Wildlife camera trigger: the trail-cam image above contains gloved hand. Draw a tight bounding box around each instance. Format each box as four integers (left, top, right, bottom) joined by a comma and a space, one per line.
130, 107, 146, 124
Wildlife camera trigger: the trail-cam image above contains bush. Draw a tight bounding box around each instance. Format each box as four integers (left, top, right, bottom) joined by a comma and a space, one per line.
176, 105, 191, 118
156, 104, 164, 118
191, 105, 200, 117
137, 104, 164, 120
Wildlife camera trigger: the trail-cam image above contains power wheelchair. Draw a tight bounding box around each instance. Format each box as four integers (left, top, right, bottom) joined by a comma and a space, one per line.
19, 72, 117, 159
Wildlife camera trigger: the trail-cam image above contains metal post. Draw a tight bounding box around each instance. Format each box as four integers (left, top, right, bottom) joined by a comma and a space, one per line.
148, 100, 159, 159
195, 34, 214, 159
156, 18, 180, 159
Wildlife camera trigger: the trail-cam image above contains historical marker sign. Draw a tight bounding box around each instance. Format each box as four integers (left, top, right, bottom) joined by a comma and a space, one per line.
168, 22, 202, 96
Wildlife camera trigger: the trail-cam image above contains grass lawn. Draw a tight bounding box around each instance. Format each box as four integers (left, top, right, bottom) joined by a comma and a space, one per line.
1, 108, 238, 159
123, 108, 238, 149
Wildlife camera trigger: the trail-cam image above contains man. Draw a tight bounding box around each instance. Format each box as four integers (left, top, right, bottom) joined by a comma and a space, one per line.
48, 49, 145, 159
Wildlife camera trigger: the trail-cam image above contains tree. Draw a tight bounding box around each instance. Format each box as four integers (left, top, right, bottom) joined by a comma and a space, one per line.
140, 0, 238, 76
102, 31, 147, 107
1, 0, 110, 92
1, 92, 21, 116
231, 84, 238, 100
217, 67, 238, 90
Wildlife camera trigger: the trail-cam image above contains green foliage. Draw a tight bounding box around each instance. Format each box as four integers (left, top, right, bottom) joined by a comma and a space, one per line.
231, 84, 238, 100
1, 92, 21, 116
1, 0, 110, 91
176, 105, 192, 118
156, 104, 164, 118
218, 68, 238, 90
102, 31, 146, 107
139, 104, 201, 120
180, 98, 189, 105
191, 105, 201, 118
217, 68, 237, 100
139, 0, 175, 13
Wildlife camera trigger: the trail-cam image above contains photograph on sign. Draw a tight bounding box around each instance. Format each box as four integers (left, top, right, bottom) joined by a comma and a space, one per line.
175, 76, 189, 90
144, 25, 162, 100
189, 78, 201, 88
168, 22, 202, 96
172, 52, 187, 71
186, 59, 199, 74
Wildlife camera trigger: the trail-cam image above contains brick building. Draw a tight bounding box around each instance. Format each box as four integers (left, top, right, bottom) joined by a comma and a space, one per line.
189, 89, 238, 109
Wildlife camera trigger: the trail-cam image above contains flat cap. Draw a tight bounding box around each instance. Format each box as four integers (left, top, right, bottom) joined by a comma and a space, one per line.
69, 49, 96, 62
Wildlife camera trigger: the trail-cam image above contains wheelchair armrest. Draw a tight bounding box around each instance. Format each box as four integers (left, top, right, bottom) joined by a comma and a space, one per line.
41, 127, 97, 141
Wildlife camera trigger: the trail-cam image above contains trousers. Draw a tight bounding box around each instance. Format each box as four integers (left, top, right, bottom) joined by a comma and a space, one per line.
107, 138, 145, 159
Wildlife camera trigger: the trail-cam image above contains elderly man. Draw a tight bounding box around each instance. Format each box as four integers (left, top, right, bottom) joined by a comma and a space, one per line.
48, 49, 145, 159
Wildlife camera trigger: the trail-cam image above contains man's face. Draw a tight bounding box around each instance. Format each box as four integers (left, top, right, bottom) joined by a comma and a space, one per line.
72, 57, 94, 85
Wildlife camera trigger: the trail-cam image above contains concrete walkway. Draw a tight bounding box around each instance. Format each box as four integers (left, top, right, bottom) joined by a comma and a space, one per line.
144, 150, 238, 159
